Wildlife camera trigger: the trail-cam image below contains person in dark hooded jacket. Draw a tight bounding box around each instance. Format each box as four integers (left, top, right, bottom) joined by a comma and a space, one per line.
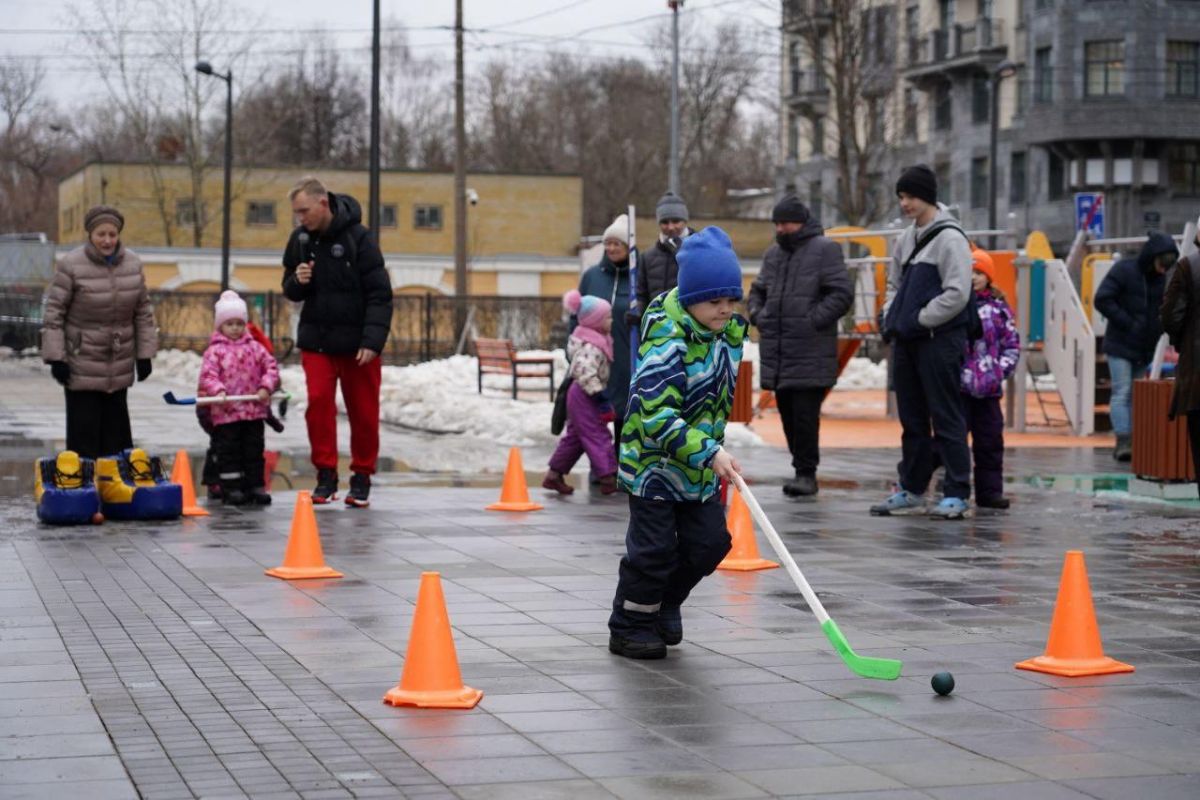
748, 194, 853, 497
282, 176, 393, 507
634, 191, 693, 322
1094, 231, 1178, 461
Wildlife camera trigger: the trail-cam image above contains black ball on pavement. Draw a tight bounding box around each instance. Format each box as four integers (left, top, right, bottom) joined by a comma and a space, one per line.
931, 671, 955, 696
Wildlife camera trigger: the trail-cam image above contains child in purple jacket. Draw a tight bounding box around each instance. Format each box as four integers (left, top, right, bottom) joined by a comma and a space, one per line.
543, 290, 618, 495
199, 291, 281, 506
961, 249, 1020, 508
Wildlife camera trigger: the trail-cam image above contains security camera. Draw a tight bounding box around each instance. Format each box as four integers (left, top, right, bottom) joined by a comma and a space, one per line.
466, 188, 479, 206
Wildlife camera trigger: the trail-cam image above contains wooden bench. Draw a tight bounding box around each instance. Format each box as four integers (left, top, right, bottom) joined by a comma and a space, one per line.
473, 337, 556, 400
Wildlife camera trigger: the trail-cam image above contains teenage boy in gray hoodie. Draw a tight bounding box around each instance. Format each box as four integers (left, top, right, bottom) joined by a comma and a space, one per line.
872, 165, 975, 520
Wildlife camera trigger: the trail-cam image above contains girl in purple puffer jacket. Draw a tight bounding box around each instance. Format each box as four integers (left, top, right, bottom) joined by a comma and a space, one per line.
961, 248, 1020, 509
198, 291, 280, 506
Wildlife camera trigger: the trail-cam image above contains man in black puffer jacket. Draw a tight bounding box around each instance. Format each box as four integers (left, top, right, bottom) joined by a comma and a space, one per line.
748, 194, 853, 497
633, 191, 693, 324
282, 176, 393, 507
1095, 231, 1178, 461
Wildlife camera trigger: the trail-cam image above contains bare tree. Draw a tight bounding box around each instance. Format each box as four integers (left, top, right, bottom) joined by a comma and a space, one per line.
70, 0, 259, 246
789, 0, 898, 225
0, 63, 63, 234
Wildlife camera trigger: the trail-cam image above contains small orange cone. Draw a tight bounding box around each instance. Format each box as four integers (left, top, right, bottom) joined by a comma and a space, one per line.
170, 449, 209, 517
265, 492, 344, 580
485, 447, 543, 512
1016, 550, 1134, 677
717, 490, 779, 571
383, 572, 482, 709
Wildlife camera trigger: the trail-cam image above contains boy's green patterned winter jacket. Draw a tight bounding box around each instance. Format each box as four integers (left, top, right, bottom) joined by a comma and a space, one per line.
618, 287, 747, 502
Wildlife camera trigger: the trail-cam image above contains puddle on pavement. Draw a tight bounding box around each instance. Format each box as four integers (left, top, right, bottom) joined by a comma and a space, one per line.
1028, 472, 1200, 509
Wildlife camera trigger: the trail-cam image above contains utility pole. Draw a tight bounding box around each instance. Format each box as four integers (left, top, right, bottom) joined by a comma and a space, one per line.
668, 1, 684, 195
368, 0, 381, 232
454, 0, 468, 306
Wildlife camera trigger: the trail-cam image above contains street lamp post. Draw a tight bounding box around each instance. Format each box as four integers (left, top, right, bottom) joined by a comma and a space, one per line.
195, 60, 233, 291
668, 1, 684, 195
988, 59, 1018, 247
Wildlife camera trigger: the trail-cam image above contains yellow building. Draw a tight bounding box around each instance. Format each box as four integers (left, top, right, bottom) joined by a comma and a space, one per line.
57, 163, 585, 296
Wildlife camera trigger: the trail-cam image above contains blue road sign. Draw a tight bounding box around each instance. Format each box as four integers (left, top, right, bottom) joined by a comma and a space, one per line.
1075, 193, 1105, 238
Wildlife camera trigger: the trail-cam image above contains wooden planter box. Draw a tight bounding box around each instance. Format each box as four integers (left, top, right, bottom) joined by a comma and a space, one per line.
1132, 378, 1194, 481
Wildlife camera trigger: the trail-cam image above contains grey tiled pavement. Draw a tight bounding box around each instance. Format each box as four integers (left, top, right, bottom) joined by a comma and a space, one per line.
2, 363, 1200, 798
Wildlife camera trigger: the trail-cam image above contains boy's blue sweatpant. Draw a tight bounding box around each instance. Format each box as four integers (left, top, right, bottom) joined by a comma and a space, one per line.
609, 494, 731, 641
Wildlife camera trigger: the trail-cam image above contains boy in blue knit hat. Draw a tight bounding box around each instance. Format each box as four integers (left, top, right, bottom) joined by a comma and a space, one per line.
608, 226, 748, 659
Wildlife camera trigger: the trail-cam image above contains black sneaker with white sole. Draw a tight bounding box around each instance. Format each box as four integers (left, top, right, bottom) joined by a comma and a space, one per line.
312, 469, 338, 504
345, 473, 371, 508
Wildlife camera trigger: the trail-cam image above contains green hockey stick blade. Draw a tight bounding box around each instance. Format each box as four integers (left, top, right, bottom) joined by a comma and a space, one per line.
821, 619, 902, 680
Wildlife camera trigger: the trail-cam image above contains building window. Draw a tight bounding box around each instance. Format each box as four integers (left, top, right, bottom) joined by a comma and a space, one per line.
971, 157, 989, 208
934, 83, 952, 131
1085, 40, 1125, 97
812, 116, 825, 154
787, 113, 799, 159
904, 88, 919, 137
789, 42, 802, 96
810, 179, 823, 224
414, 205, 443, 230
1167, 41, 1200, 98
175, 199, 204, 227
905, 5, 920, 62
978, 0, 993, 19
935, 162, 952, 205
1034, 47, 1053, 103
380, 204, 398, 228
1010, 152, 1027, 204
1048, 152, 1066, 200
245, 201, 275, 226
1169, 144, 1200, 196
972, 74, 990, 123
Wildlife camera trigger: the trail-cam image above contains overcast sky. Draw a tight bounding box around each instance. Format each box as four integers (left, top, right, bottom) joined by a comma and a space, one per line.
1, 0, 780, 106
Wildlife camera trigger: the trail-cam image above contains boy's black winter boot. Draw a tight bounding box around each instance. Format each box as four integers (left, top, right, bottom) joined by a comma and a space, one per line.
248, 486, 272, 506
222, 488, 248, 506
976, 495, 1010, 510
345, 473, 371, 508
608, 634, 667, 660
206, 484, 223, 501
656, 605, 683, 646
312, 469, 338, 504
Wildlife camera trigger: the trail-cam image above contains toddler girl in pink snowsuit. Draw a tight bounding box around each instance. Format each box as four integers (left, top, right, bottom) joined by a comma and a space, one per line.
198, 290, 280, 506
544, 290, 618, 495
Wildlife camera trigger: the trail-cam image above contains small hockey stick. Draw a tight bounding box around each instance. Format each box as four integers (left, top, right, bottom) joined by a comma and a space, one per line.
730, 472, 903, 680
163, 390, 291, 408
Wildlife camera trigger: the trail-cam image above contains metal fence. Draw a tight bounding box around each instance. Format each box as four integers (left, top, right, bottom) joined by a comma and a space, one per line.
0, 286, 568, 365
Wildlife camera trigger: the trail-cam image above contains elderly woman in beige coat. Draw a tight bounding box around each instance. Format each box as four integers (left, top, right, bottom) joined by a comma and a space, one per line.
41, 205, 157, 458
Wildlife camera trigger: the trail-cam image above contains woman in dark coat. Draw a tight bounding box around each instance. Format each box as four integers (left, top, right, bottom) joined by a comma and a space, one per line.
1160, 228, 1200, 495
576, 213, 636, 428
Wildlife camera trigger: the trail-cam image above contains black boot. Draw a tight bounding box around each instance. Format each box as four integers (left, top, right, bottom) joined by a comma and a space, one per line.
247, 486, 272, 506
1113, 434, 1133, 462
608, 634, 667, 660
783, 471, 818, 497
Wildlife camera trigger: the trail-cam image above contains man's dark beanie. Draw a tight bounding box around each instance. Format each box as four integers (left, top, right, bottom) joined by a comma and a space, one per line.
771, 194, 810, 224
896, 165, 938, 206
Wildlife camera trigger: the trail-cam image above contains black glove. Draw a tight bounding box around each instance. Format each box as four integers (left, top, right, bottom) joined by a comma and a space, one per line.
136, 359, 152, 382
50, 361, 70, 387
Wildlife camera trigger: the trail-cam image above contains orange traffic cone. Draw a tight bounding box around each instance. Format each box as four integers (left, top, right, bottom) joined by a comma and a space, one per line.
170, 449, 209, 517
485, 447, 543, 512
265, 492, 344, 580
717, 490, 779, 571
1016, 550, 1134, 677
383, 572, 483, 709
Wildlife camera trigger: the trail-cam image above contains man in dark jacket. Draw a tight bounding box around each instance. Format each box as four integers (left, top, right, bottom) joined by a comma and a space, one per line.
282, 176, 393, 507
634, 191, 693, 322
1095, 231, 1178, 461
748, 194, 853, 496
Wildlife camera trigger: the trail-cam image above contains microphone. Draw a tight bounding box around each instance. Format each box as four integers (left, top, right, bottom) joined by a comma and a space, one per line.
296, 231, 311, 263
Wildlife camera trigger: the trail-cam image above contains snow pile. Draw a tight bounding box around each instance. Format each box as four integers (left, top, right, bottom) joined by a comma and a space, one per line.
833, 357, 889, 391
152, 348, 764, 449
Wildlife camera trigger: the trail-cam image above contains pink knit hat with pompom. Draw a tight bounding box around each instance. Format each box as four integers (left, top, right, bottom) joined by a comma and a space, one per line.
214, 290, 249, 330
563, 289, 611, 332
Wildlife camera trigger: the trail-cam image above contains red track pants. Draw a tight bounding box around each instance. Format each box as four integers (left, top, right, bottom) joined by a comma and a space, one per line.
301, 351, 382, 475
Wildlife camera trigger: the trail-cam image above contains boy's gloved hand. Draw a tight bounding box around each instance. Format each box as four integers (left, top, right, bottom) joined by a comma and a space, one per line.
49, 361, 70, 386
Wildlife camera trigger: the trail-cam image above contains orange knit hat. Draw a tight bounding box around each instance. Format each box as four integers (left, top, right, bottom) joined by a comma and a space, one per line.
971, 247, 996, 284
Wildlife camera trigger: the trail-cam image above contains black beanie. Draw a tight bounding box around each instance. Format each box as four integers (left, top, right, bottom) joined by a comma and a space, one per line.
896, 165, 938, 206
771, 194, 810, 224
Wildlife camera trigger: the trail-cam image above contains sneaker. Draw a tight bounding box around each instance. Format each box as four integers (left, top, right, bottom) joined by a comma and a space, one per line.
869, 490, 927, 516
976, 496, 1010, 510
312, 469, 338, 504
929, 497, 972, 520
608, 634, 667, 660
542, 470, 574, 495
783, 472, 818, 497
657, 606, 683, 646
345, 473, 370, 508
